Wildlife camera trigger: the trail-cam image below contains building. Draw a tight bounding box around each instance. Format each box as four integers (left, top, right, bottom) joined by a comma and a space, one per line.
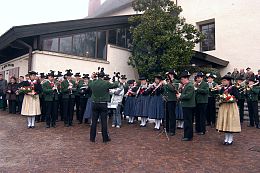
0, 0, 232, 80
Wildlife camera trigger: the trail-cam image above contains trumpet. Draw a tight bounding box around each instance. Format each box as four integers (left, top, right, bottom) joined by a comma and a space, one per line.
68, 81, 73, 94
240, 81, 259, 93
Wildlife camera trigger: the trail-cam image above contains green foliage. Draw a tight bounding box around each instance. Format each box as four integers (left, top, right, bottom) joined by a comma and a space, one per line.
129, 0, 204, 80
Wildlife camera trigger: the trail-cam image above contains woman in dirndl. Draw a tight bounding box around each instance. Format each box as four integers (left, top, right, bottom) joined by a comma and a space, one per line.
21, 71, 42, 128
124, 80, 138, 124
148, 75, 165, 130
216, 75, 241, 145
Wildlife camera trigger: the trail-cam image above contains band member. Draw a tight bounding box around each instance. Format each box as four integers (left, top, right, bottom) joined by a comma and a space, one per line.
78, 74, 91, 124
149, 75, 165, 130
177, 70, 195, 141
0, 73, 7, 111
216, 75, 241, 145
42, 71, 59, 128
246, 77, 260, 129
164, 70, 179, 135
37, 73, 47, 122
56, 71, 63, 121
89, 69, 119, 143
6, 77, 18, 114
235, 76, 246, 124
135, 76, 151, 127
74, 73, 82, 122
206, 73, 218, 127
124, 80, 138, 124
61, 70, 77, 127
21, 71, 42, 128
119, 75, 128, 119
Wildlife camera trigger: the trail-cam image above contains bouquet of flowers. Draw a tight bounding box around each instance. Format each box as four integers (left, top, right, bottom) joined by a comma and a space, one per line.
217, 93, 236, 104
19, 86, 37, 99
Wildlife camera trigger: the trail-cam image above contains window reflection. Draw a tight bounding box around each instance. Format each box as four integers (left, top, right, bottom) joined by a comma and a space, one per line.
60, 36, 72, 54
43, 38, 59, 52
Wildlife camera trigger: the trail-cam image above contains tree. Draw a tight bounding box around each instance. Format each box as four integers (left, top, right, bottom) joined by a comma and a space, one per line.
129, 0, 204, 80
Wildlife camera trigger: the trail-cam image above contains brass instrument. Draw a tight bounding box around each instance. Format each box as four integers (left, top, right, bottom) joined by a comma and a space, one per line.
68, 80, 73, 94
240, 81, 259, 93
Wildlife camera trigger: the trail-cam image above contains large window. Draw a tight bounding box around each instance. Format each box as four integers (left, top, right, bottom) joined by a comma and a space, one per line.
60, 36, 72, 54
43, 38, 59, 52
73, 32, 96, 58
97, 31, 107, 59
200, 22, 215, 51
108, 28, 131, 49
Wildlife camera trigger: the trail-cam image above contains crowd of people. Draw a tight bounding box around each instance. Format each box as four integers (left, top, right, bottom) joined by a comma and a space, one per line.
0, 67, 259, 144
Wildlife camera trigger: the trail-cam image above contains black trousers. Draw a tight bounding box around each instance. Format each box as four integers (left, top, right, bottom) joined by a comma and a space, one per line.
45, 101, 58, 126
248, 101, 259, 126
183, 107, 193, 139
8, 100, 16, 114
90, 103, 109, 142
59, 95, 63, 121
195, 103, 207, 133
0, 93, 7, 110
75, 96, 80, 121
237, 99, 245, 123
206, 97, 216, 125
165, 101, 176, 133
17, 95, 24, 114
79, 98, 88, 123
62, 98, 75, 125
37, 98, 46, 122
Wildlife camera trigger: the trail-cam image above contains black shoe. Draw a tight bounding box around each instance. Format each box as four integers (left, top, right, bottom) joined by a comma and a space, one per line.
90, 139, 95, 143
46, 125, 50, 128
103, 138, 111, 143
227, 141, 233, 145
28, 126, 31, 129
256, 124, 260, 129
223, 142, 227, 145
197, 132, 205, 135
182, 138, 192, 141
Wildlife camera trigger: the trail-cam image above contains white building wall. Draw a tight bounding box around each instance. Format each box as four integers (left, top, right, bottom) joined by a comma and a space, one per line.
31, 45, 137, 79
178, 0, 260, 74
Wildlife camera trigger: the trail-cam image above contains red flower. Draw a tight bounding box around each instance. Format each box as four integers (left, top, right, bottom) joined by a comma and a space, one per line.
50, 83, 54, 87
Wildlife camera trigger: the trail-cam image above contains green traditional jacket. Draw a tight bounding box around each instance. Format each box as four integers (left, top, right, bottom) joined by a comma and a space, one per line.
163, 79, 179, 102
180, 82, 196, 108
88, 79, 119, 102
75, 80, 84, 96
195, 80, 209, 104
246, 86, 260, 101
61, 79, 77, 99
42, 80, 59, 101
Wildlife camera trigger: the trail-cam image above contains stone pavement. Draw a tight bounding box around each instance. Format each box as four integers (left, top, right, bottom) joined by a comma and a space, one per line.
0, 111, 260, 173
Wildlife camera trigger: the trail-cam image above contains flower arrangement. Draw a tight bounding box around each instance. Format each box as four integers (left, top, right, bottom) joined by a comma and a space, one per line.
217, 93, 236, 104
19, 86, 37, 99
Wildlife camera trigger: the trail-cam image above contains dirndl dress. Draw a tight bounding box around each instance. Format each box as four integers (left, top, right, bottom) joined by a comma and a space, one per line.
21, 94, 41, 116
148, 95, 165, 120
175, 101, 184, 120
124, 96, 136, 117
83, 97, 93, 119
216, 102, 241, 133
135, 95, 150, 117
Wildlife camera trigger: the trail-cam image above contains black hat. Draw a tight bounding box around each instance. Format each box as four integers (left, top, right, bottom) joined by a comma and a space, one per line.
104, 74, 111, 80
180, 70, 191, 78
154, 74, 163, 80
127, 80, 135, 84
206, 73, 217, 79
221, 75, 233, 81
248, 77, 257, 82
97, 67, 105, 78
83, 74, 90, 79
236, 76, 244, 81
139, 76, 147, 80
258, 69, 260, 72
29, 71, 38, 75
166, 70, 177, 78
120, 75, 127, 80
47, 70, 55, 77
195, 72, 205, 77
56, 71, 63, 77
39, 72, 45, 78
246, 67, 251, 71
65, 69, 73, 76
74, 73, 81, 77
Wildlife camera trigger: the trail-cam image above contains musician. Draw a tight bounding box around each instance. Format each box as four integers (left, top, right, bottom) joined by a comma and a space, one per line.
124, 80, 138, 124
55, 71, 63, 121
216, 75, 241, 145
78, 74, 91, 124
235, 76, 246, 124
164, 70, 179, 135
42, 71, 59, 128
135, 76, 151, 127
246, 77, 260, 129
61, 70, 77, 127
37, 73, 47, 123
206, 73, 218, 127
89, 69, 119, 143
74, 73, 83, 122
17, 76, 26, 114
177, 70, 195, 141
194, 72, 209, 135
148, 75, 165, 130
21, 71, 42, 128
6, 77, 18, 114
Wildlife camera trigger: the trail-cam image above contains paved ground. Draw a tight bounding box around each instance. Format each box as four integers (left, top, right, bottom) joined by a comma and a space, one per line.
0, 111, 260, 173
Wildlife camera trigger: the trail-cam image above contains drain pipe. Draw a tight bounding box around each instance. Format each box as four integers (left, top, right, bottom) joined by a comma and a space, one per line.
16, 39, 33, 72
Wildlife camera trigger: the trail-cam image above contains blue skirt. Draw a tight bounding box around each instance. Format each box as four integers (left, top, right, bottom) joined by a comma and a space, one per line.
148, 95, 165, 120
135, 95, 150, 117
175, 102, 184, 120
124, 96, 136, 117
83, 98, 93, 119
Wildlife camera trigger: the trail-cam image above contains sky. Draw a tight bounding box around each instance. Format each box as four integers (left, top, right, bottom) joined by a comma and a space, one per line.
0, 0, 90, 36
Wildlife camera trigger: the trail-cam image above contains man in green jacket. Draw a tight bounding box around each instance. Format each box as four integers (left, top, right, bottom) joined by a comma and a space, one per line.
42, 71, 59, 128
246, 77, 260, 129
164, 70, 179, 136
74, 72, 83, 122
177, 70, 195, 141
194, 72, 209, 135
89, 70, 119, 143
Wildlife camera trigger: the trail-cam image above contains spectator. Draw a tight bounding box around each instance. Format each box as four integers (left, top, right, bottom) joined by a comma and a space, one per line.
0, 74, 7, 111
245, 67, 254, 80
231, 68, 240, 80
6, 77, 18, 114
239, 69, 246, 79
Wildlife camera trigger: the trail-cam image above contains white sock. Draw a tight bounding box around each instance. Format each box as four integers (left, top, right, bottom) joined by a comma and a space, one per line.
31, 116, 35, 127
224, 133, 229, 142
228, 133, 233, 143
157, 120, 161, 129
27, 117, 32, 127
154, 120, 158, 128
